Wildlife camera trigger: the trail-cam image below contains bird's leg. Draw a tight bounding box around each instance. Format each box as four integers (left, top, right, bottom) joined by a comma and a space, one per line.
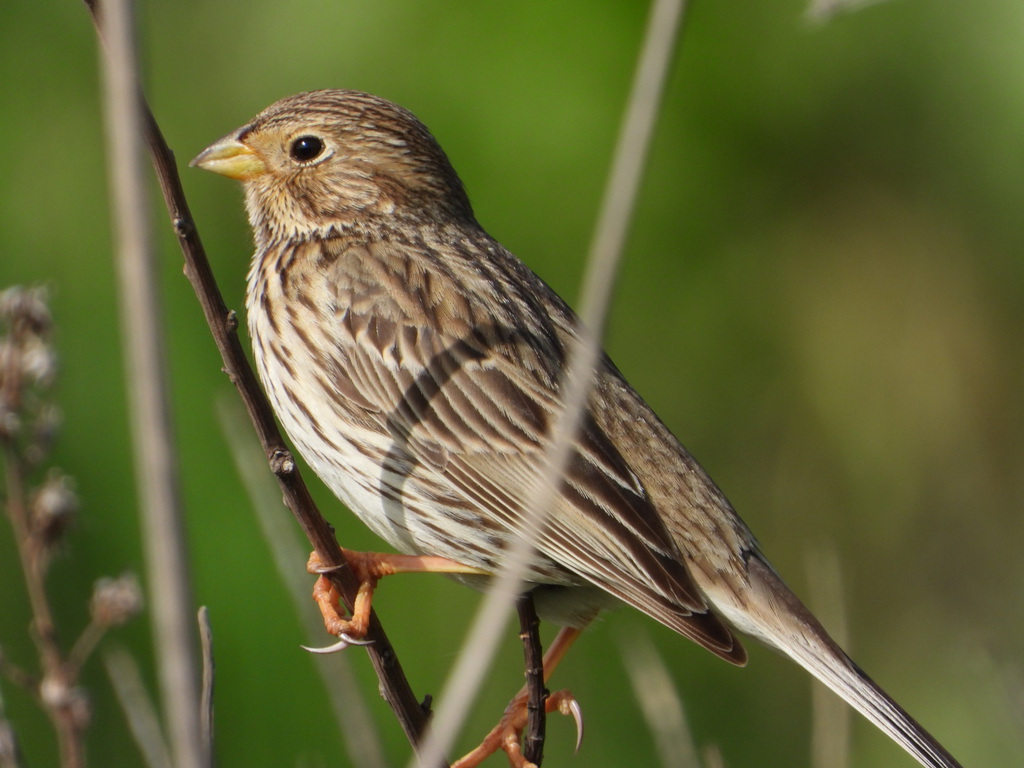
305, 548, 488, 652
452, 626, 584, 768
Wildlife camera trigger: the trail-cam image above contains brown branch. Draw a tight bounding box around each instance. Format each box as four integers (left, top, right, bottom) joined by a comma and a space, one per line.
516, 594, 547, 766
78, 0, 436, 757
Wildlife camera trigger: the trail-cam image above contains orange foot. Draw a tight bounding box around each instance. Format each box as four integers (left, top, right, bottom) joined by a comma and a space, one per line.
452, 688, 582, 768
453, 626, 586, 767
304, 548, 488, 653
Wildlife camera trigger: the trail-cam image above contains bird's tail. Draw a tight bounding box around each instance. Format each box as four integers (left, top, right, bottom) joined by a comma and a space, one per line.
730, 555, 962, 768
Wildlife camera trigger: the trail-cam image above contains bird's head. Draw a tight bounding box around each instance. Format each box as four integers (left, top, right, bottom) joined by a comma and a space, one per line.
191, 89, 475, 245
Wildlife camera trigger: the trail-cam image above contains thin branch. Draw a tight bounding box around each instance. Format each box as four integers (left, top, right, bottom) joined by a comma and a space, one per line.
516, 595, 546, 766
79, 0, 436, 757
0, 656, 35, 698
412, 1, 689, 765
2, 443, 62, 675
92, 1, 204, 766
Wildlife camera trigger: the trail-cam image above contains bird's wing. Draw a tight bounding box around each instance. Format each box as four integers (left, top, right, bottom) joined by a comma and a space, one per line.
326, 241, 744, 663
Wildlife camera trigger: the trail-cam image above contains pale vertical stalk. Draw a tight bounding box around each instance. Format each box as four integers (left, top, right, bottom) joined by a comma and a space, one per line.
411, 1, 689, 765
620, 630, 702, 768
97, 3, 205, 768
197, 607, 215, 763
702, 745, 728, 768
104, 649, 174, 768
806, 548, 851, 768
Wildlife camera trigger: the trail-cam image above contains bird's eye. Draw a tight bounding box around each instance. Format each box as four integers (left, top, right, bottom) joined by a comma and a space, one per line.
289, 135, 325, 163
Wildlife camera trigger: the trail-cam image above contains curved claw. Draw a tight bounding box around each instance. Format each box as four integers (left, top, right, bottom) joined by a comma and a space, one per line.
300, 633, 374, 654
567, 698, 584, 752
300, 638, 351, 654
340, 632, 375, 646
309, 560, 345, 575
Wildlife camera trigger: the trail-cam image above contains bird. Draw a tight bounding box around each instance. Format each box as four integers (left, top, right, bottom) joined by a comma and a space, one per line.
192, 89, 962, 768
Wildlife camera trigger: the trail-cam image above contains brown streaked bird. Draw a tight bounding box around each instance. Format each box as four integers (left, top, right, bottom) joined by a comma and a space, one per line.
192, 89, 962, 768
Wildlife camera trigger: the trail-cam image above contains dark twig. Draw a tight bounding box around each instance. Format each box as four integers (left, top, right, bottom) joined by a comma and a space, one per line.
79, 0, 436, 757
516, 594, 547, 766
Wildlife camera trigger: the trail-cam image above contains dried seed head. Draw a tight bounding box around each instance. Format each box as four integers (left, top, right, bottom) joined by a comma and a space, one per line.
30, 471, 78, 546
90, 573, 144, 627
0, 285, 57, 447
0, 407, 18, 440
19, 337, 57, 388
0, 286, 51, 335
39, 675, 91, 729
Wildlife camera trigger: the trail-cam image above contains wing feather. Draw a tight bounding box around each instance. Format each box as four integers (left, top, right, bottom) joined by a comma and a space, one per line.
323, 237, 744, 661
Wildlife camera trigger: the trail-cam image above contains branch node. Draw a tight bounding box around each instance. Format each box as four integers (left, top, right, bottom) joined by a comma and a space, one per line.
172, 217, 192, 239
269, 450, 295, 476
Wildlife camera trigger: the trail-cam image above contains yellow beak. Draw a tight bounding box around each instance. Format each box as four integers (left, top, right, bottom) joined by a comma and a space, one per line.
190, 135, 267, 180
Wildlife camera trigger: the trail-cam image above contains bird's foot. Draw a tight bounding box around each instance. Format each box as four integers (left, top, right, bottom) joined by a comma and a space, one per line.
452, 689, 583, 768
303, 549, 488, 653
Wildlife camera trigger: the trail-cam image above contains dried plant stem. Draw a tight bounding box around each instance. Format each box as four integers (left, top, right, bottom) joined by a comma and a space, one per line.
92, 1, 204, 767
806, 549, 851, 768
619, 629, 702, 768
0, 683, 27, 768
104, 648, 173, 768
64, 619, 108, 678
3, 448, 58, 668
2, 444, 84, 768
197, 608, 215, 763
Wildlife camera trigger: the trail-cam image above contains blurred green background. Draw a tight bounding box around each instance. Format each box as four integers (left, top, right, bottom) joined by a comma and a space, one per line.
1, 0, 1022, 766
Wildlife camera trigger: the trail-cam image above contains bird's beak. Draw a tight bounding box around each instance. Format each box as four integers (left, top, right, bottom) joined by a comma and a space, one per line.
190, 134, 266, 180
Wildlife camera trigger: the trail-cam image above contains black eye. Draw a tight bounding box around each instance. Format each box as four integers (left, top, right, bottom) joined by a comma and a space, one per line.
290, 135, 325, 163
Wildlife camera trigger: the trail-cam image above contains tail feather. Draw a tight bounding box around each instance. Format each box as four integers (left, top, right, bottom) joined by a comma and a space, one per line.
736, 556, 962, 768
